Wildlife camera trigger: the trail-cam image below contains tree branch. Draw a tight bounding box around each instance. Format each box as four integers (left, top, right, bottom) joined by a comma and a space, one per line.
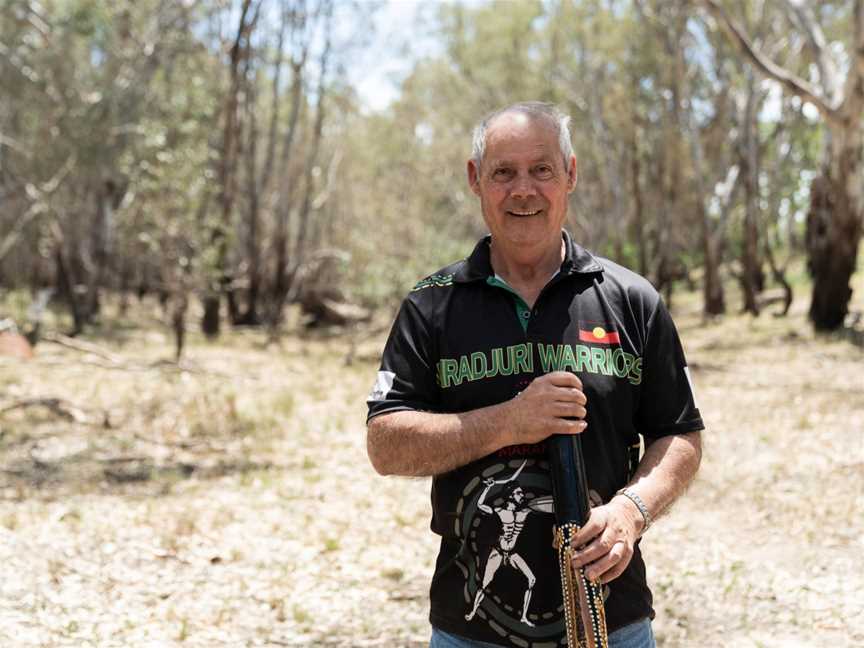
41, 331, 124, 364
842, 0, 864, 121
0, 154, 75, 264
699, 0, 840, 122
784, 0, 843, 105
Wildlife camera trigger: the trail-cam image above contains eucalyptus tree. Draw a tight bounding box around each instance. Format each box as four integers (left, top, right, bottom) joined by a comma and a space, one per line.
0, 0, 204, 334
700, 0, 864, 331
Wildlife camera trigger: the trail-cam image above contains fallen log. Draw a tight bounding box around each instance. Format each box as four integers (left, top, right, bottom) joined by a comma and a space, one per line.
300, 290, 371, 327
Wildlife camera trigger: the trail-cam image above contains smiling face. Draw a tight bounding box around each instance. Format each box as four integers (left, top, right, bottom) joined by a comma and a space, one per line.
467, 111, 577, 260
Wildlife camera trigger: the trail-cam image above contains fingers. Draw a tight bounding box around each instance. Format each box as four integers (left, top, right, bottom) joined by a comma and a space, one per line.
543, 417, 587, 438
570, 510, 605, 552
508, 372, 588, 444
585, 541, 631, 584
569, 505, 636, 584
543, 375, 587, 407
555, 388, 587, 407
550, 401, 587, 419
529, 373, 587, 408
543, 371, 583, 389
571, 534, 632, 584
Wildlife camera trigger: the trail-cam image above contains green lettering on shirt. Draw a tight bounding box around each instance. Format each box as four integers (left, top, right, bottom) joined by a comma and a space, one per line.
491, 346, 513, 376
471, 351, 490, 380
559, 344, 578, 372
537, 343, 562, 373
438, 358, 458, 388
456, 355, 473, 384
590, 347, 612, 376
629, 357, 643, 385
611, 348, 629, 378
513, 343, 533, 374
575, 344, 592, 372
435, 343, 643, 389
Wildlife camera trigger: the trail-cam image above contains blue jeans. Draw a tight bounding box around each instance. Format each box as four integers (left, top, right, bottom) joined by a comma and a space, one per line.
430, 618, 655, 648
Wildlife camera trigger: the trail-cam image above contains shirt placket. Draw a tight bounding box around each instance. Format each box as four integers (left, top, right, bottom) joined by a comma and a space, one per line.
485, 276, 533, 333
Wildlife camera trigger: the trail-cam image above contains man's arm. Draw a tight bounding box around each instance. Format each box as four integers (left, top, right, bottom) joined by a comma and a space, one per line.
569, 430, 702, 584
367, 371, 588, 476
475, 478, 497, 514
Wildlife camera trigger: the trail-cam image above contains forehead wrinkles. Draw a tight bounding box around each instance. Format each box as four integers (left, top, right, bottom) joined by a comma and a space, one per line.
485, 137, 556, 161
487, 150, 556, 169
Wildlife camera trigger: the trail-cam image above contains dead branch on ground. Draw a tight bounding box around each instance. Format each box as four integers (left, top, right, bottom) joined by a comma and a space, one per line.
0, 397, 111, 427
39, 331, 257, 380
41, 331, 125, 364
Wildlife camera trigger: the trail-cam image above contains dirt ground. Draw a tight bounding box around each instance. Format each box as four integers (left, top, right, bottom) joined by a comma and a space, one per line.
1, 285, 862, 647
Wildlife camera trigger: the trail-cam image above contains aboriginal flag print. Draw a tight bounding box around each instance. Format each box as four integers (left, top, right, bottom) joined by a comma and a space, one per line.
578, 324, 620, 345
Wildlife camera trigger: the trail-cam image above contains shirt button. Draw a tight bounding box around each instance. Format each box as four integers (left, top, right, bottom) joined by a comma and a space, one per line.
522, 311, 530, 318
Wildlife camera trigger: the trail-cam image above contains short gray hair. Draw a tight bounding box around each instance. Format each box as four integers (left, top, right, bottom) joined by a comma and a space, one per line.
471, 102, 574, 170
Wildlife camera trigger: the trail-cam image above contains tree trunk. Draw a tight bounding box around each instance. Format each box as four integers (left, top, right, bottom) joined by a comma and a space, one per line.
806, 137, 863, 329
292, 0, 332, 278
763, 237, 793, 317
202, 0, 256, 339
238, 12, 286, 327
629, 128, 648, 277
738, 70, 761, 315
700, 202, 725, 316
85, 178, 124, 323
653, 9, 687, 304
54, 240, 85, 337
237, 46, 261, 326
267, 2, 311, 330
172, 290, 188, 362
201, 294, 220, 338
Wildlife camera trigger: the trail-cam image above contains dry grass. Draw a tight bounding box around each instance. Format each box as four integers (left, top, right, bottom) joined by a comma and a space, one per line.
1, 281, 862, 647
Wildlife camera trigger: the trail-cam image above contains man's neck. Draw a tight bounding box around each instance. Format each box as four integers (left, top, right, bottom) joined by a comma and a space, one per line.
489, 236, 565, 307
490, 237, 564, 286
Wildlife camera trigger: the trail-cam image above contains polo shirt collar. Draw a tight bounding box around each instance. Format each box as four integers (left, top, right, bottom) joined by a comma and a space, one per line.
453, 229, 603, 283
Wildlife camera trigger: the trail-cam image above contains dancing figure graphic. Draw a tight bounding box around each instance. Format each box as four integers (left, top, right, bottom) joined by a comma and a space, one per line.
465, 460, 554, 627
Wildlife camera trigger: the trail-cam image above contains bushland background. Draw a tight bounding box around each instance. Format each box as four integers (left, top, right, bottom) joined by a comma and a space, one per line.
1, 1, 862, 646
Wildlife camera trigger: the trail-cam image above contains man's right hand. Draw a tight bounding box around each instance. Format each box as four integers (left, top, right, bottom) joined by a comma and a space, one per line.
503, 371, 588, 446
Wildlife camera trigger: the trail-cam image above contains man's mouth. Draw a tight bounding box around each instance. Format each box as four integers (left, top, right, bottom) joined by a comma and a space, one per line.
506, 209, 542, 217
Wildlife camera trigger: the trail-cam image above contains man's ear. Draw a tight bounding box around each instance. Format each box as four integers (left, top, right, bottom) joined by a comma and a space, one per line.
467, 159, 481, 196
567, 155, 578, 193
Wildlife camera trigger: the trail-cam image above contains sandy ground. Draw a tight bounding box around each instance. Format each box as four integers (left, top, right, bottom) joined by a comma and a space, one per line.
0, 288, 862, 647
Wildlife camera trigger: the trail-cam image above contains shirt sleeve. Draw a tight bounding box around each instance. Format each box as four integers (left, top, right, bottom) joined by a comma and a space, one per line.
366, 297, 439, 421
635, 299, 704, 439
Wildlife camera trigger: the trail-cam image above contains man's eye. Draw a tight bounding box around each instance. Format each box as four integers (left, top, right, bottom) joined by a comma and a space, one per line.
492, 168, 514, 180
534, 166, 553, 178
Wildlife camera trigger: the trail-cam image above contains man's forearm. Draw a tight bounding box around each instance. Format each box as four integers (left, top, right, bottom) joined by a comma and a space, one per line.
614, 431, 702, 533
568, 430, 702, 583
366, 405, 514, 477
366, 371, 588, 477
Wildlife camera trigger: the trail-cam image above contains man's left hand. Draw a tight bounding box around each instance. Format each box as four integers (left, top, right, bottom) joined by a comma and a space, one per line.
568, 496, 645, 584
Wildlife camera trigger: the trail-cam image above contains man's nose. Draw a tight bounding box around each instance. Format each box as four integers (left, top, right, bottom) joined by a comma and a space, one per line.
510, 174, 537, 199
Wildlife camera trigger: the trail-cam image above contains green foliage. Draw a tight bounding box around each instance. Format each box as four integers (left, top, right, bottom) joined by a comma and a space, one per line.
1, 0, 846, 321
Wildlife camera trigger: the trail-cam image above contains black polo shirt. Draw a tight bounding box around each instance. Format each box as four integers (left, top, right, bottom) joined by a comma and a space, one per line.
367, 230, 703, 647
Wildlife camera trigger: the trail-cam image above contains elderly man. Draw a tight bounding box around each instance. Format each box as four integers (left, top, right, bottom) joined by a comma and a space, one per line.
366, 102, 703, 648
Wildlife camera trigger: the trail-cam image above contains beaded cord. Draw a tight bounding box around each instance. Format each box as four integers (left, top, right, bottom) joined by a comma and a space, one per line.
554, 523, 609, 648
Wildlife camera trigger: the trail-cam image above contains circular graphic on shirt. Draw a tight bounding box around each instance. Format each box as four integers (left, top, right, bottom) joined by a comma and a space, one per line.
456, 458, 567, 645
